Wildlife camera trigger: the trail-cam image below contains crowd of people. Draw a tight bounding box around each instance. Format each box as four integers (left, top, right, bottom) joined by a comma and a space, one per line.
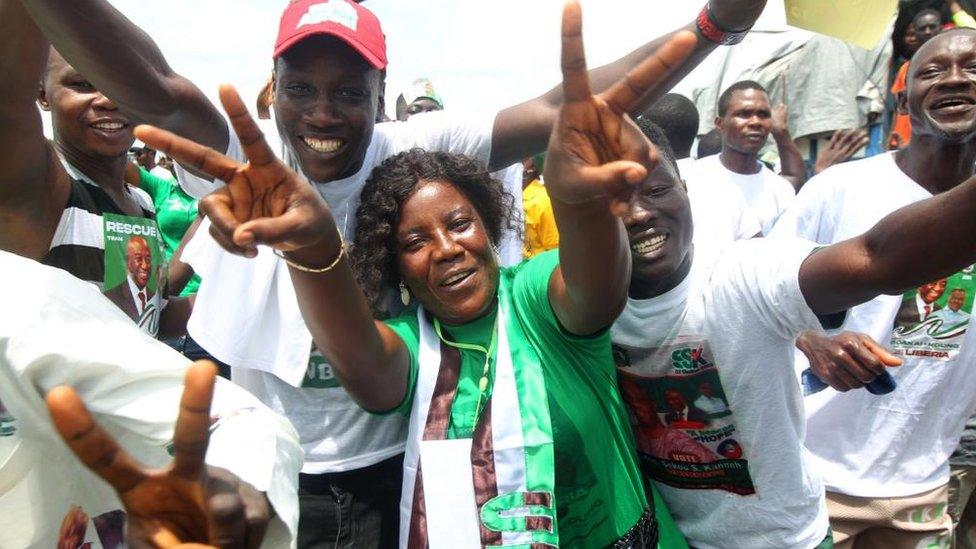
3, 0, 976, 547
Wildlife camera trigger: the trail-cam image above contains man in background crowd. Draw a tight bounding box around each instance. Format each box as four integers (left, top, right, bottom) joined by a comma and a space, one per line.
688, 81, 796, 235
773, 28, 976, 548
521, 153, 559, 259
395, 77, 444, 121
890, 8, 945, 149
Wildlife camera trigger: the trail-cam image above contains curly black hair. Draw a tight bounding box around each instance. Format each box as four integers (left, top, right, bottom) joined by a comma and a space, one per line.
352, 149, 519, 318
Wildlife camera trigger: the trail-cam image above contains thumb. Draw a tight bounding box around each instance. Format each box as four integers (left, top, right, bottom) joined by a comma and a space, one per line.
863, 338, 903, 367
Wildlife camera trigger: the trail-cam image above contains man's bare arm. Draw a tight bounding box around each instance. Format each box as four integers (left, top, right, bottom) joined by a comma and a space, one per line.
0, 0, 70, 258
800, 174, 976, 315
20, 0, 228, 153
489, 1, 767, 170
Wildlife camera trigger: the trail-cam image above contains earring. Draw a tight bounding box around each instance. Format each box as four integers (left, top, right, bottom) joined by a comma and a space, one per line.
399, 281, 411, 306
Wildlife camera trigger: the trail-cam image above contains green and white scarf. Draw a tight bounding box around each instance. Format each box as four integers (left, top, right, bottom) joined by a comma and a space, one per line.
400, 289, 560, 548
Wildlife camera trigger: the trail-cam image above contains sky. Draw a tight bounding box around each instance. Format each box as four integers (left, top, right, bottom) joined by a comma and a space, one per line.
95, 1, 786, 112
40, 0, 790, 140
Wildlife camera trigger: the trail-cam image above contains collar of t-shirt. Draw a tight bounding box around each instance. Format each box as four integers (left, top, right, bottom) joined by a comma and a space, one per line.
711, 155, 765, 180
61, 157, 143, 208
613, 268, 697, 349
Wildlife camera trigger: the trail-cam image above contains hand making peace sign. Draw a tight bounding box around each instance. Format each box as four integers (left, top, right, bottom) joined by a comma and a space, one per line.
46, 361, 271, 548
543, 2, 697, 217
135, 88, 336, 260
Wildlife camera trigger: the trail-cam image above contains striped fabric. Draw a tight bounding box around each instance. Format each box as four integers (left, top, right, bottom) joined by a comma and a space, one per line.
43, 171, 155, 290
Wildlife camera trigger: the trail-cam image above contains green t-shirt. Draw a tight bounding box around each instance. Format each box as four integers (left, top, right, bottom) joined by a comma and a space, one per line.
385, 250, 684, 547
137, 168, 200, 296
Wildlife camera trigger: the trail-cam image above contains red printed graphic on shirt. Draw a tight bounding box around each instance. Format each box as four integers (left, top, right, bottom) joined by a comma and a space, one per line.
56, 505, 124, 549
614, 339, 756, 495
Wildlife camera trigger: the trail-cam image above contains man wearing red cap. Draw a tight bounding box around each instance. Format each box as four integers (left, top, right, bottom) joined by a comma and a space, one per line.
21, 0, 767, 546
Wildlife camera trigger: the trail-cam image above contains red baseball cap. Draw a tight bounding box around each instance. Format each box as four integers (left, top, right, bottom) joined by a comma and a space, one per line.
274, 0, 387, 69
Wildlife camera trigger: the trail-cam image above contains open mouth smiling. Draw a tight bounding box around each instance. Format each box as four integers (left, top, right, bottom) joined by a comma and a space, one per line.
440, 269, 475, 288
301, 136, 344, 154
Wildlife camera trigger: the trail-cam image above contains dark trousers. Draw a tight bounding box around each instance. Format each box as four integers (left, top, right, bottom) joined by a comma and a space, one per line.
298, 454, 403, 549
176, 334, 232, 379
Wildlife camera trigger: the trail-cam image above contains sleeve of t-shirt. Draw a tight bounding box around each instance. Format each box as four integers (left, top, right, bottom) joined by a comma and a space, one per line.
382, 312, 422, 416
174, 122, 245, 199
707, 238, 832, 341
137, 167, 165, 202
509, 249, 612, 349
382, 110, 496, 166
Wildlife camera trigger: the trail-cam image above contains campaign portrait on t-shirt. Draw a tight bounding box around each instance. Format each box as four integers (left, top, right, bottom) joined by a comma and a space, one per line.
56, 505, 124, 549
890, 264, 976, 361
101, 214, 165, 335
615, 340, 757, 496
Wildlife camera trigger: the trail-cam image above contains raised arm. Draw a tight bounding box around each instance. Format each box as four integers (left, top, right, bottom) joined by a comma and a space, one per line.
799, 173, 976, 315
489, 0, 766, 169
771, 104, 808, 191
136, 86, 410, 413
20, 0, 228, 152
544, 4, 698, 335
0, 2, 59, 220
0, 0, 72, 259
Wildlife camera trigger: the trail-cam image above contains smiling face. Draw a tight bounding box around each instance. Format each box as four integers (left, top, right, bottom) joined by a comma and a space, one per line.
40, 50, 133, 159
919, 278, 948, 304
949, 289, 966, 312
623, 161, 694, 298
716, 88, 772, 156
903, 31, 976, 144
125, 236, 152, 289
273, 36, 382, 183
395, 180, 499, 325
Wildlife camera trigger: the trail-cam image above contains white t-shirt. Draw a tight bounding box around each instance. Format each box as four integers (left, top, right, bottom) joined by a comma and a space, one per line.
0, 251, 302, 548
678, 157, 762, 259
771, 152, 976, 497
178, 112, 495, 473
686, 155, 796, 236
491, 162, 526, 268
611, 238, 831, 549
150, 165, 176, 182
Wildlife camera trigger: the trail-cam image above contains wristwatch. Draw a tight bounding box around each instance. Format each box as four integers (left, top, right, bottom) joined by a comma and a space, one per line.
696, 4, 751, 46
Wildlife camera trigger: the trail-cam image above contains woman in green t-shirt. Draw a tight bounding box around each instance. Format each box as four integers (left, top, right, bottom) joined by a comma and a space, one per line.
136, 16, 697, 547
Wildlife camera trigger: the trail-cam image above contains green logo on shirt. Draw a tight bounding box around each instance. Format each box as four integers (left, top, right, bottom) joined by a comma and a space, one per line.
670, 344, 714, 372
302, 346, 340, 389
0, 398, 15, 437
